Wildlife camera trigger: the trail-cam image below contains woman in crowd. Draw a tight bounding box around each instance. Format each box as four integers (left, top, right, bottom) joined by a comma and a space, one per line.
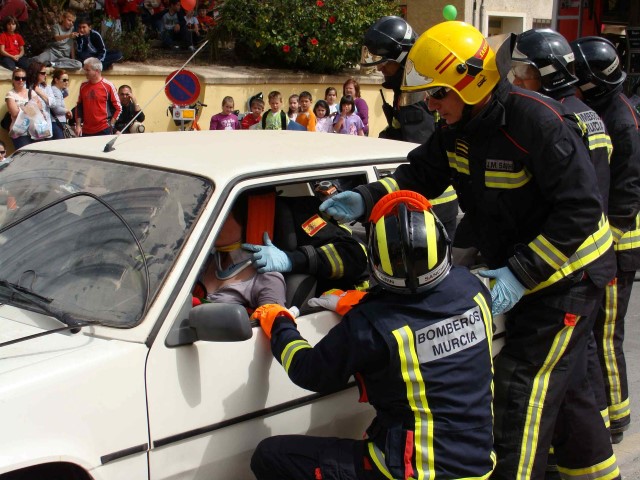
50, 68, 72, 139
5, 67, 32, 149
342, 77, 368, 135
25, 61, 54, 140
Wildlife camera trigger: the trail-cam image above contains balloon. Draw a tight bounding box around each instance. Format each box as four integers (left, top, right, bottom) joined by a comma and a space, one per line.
181, 0, 196, 11
443, 4, 457, 21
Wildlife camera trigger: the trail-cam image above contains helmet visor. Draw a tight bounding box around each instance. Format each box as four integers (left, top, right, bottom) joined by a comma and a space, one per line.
509, 61, 540, 82
397, 90, 427, 107
401, 58, 438, 92
360, 46, 387, 67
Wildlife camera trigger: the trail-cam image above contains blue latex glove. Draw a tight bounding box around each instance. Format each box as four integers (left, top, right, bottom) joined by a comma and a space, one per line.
242, 232, 292, 273
479, 267, 526, 316
319, 191, 365, 223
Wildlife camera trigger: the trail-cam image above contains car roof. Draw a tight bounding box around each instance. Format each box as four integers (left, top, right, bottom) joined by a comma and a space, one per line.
21, 131, 415, 182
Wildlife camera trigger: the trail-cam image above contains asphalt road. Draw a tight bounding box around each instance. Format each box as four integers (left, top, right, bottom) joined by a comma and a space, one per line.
614, 276, 640, 478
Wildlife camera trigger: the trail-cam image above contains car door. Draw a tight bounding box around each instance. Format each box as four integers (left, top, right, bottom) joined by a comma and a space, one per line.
144, 174, 375, 480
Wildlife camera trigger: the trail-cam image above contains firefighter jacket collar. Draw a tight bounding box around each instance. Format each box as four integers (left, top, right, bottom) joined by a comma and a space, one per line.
461, 79, 510, 136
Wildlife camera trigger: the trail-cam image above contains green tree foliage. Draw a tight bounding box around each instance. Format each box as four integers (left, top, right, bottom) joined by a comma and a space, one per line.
220, 0, 400, 73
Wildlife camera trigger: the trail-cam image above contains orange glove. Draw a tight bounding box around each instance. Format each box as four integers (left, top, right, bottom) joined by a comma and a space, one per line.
252, 303, 296, 339
306, 289, 367, 316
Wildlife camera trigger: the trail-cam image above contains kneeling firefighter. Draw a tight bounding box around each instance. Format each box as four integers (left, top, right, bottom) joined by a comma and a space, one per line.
250, 191, 495, 480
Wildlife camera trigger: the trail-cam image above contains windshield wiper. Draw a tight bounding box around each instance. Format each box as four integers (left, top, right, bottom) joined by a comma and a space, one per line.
0, 278, 83, 327
0, 279, 52, 304
0, 279, 100, 349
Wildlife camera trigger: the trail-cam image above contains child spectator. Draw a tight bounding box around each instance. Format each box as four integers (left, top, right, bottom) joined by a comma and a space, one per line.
118, 0, 142, 32
76, 16, 123, 70
287, 93, 299, 121
333, 95, 364, 136
184, 8, 201, 45
261, 91, 289, 130
313, 100, 333, 133
343, 77, 368, 135
0, 16, 29, 71
325, 86, 338, 116
209, 96, 239, 130
161, 0, 193, 50
295, 91, 316, 131
32, 11, 82, 70
196, 5, 215, 33
141, 0, 165, 38
241, 94, 264, 129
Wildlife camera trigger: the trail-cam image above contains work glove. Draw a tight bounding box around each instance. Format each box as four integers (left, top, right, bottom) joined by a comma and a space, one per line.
319, 191, 365, 223
242, 232, 293, 273
252, 303, 296, 339
306, 289, 368, 316
479, 267, 526, 316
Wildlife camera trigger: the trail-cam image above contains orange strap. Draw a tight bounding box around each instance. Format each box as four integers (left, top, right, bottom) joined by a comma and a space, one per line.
369, 190, 432, 223
245, 191, 276, 245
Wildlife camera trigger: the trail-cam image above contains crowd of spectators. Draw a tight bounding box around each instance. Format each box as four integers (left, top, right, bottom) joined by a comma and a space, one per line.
209, 78, 370, 135
2, 54, 145, 150
0, 0, 219, 72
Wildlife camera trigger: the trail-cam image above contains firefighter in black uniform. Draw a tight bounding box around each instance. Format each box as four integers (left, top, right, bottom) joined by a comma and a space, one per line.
511, 28, 615, 477
320, 21, 620, 480
250, 191, 495, 480
360, 16, 458, 241
571, 36, 640, 444
242, 193, 368, 294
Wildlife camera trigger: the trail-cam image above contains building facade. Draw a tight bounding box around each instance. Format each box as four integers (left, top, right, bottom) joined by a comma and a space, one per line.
404, 0, 554, 36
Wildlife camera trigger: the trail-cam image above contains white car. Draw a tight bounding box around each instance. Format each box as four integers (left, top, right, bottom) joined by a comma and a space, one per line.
0, 131, 504, 480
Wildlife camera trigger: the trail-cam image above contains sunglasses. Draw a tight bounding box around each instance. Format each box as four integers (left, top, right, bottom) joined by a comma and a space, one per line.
425, 86, 451, 100
0, 151, 6, 155
61, 78, 69, 82
13, 76, 26, 81
39, 71, 47, 75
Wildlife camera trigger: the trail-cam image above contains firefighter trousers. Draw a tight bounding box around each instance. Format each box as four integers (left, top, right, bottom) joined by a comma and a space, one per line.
251, 435, 387, 480
593, 269, 635, 434
491, 279, 619, 480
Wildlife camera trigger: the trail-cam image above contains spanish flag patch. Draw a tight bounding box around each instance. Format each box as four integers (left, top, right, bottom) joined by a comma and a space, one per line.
302, 214, 327, 237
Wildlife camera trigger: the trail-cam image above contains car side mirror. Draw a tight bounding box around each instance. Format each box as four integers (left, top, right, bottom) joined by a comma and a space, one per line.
166, 303, 253, 347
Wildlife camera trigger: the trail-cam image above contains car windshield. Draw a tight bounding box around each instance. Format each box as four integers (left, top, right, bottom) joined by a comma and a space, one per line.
0, 152, 212, 327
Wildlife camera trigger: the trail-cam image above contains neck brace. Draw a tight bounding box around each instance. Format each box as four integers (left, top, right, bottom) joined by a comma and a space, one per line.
214, 245, 253, 280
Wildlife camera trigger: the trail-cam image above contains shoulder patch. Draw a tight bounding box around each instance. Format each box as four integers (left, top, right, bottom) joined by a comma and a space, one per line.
575, 110, 606, 136
415, 306, 486, 363
301, 214, 327, 237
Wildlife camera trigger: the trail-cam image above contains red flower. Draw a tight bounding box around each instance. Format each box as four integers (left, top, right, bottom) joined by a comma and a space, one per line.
328, 15, 336, 24
282, 45, 290, 53
310, 38, 318, 46
316, 0, 324, 6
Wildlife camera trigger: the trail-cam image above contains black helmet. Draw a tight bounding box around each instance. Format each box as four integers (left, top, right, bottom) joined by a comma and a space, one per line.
368, 191, 451, 294
360, 16, 416, 67
512, 29, 578, 93
570, 36, 626, 102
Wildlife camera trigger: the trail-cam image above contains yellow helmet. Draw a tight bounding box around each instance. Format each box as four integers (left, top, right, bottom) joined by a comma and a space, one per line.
402, 21, 499, 105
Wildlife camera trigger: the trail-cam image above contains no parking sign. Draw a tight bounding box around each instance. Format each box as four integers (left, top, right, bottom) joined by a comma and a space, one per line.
165, 69, 201, 106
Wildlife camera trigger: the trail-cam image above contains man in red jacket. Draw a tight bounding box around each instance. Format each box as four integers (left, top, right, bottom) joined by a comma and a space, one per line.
75, 57, 122, 137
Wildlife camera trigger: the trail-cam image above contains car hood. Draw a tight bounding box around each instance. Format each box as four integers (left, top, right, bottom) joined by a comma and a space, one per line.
0, 310, 108, 377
